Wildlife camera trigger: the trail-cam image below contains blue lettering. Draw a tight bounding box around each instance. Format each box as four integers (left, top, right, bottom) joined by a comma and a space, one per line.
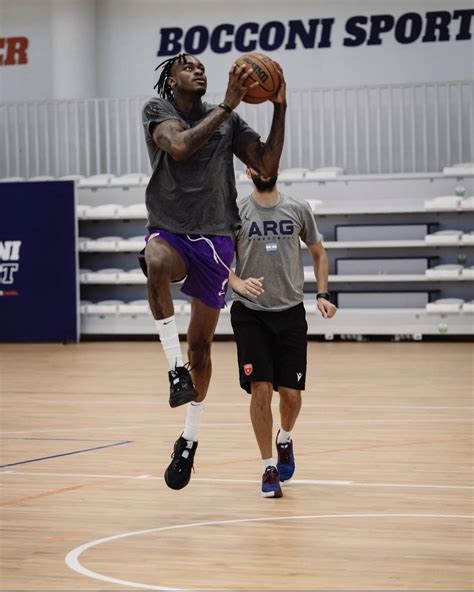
285, 19, 319, 50
157, 12, 469, 57
235, 22, 259, 52
319, 18, 335, 48
367, 15, 395, 45
259, 21, 285, 51
343, 16, 368, 46
453, 9, 474, 40
396, 13, 423, 43
157, 27, 183, 56
210, 23, 234, 53
248, 220, 294, 237
248, 222, 262, 238
263, 220, 278, 234
422, 11, 451, 42
184, 25, 209, 54
280, 220, 294, 235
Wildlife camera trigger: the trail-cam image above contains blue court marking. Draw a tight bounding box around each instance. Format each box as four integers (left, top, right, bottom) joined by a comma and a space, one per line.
2, 438, 125, 442
0, 440, 133, 468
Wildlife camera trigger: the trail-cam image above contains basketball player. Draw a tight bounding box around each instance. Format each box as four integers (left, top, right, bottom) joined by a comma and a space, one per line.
139, 54, 286, 490
229, 168, 337, 497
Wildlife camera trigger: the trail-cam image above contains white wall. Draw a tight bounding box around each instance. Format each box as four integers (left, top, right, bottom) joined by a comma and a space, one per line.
0, 0, 473, 101
0, 0, 53, 101
0, 0, 96, 101
99, 0, 474, 96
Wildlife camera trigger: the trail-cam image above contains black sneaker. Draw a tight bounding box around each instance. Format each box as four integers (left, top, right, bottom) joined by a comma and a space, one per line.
164, 435, 198, 490
168, 364, 198, 408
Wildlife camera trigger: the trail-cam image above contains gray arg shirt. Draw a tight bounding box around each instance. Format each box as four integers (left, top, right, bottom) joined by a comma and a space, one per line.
142, 97, 260, 235
233, 193, 322, 311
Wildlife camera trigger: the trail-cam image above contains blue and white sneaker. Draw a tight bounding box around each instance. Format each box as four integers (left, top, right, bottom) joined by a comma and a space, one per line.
261, 466, 282, 498
276, 432, 295, 482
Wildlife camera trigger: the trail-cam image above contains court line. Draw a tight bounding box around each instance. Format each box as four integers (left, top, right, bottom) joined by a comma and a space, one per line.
1, 417, 472, 435
0, 479, 111, 508
5, 398, 473, 410
0, 440, 133, 468
2, 470, 472, 490
65, 514, 474, 591
2, 437, 124, 441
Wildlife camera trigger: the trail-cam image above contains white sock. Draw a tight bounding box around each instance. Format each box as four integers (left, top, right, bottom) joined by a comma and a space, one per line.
154, 316, 184, 370
277, 429, 292, 444
262, 458, 276, 472
182, 401, 204, 442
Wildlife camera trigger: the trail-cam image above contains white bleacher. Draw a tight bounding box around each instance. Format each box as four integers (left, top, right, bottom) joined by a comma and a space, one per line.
443, 162, 474, 176
78, 174, 116, 188
425, 264, 463, 279
424, 230, 463, 245
424, 195, 462, 210
461, 232, 474, 244
426, 298, 465, 313
76, 204, 91, 218
305, 167, 344, 180
460, 196, 474, 210
117, 300, 149, 315
59, 174, 85, 181
116, 203, 147, 218
278, 168, 308, 182
85, 204, 121, 219
463, 300, 474, 313
109, 173, 149, 187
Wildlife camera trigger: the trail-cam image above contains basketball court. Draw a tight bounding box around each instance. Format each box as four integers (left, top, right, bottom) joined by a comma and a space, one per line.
1, 340, 472, 590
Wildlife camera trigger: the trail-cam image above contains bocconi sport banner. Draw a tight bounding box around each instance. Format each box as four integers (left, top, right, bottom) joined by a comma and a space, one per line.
155, 9, 473, 55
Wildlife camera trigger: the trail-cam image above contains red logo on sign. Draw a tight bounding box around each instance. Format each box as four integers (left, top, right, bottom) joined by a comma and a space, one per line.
243, 364, 253, 376
0, 37, 29, 66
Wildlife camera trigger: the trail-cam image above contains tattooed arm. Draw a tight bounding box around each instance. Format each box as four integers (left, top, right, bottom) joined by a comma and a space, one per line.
236, 63, 287, 178
152, 62, 257, 161
152, 112, 227, 161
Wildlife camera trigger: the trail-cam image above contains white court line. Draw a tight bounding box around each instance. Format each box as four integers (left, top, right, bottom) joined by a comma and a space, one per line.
8, 398, 473, 410
2, 470, 473, 490
65, 514, 474, 591
1, 417, 472, 436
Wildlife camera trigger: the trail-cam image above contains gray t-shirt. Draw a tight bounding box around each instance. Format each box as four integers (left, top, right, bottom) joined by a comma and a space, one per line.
142, 97, 260, 235
233, 193, 321, 311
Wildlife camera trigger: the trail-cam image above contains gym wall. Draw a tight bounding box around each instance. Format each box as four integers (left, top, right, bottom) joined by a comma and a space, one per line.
1, 0, 472, 101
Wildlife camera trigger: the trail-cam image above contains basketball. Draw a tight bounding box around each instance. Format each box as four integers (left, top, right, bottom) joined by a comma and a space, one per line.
235, 53, 281, 104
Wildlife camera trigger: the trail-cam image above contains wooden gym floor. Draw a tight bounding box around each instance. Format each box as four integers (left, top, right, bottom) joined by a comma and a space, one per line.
1, 341, 473, 591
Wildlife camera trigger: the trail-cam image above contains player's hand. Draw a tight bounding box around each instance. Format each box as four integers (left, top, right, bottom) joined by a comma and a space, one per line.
223, 62, 259, 110
269, 61, 286, 107
317, 298, 337, 319
235, 276, 264, 299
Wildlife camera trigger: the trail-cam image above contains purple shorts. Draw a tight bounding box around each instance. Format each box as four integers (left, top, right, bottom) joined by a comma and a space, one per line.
139, 228, 234, 309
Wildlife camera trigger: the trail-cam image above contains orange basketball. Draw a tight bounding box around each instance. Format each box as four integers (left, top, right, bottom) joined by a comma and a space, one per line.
235, 53, 281, 104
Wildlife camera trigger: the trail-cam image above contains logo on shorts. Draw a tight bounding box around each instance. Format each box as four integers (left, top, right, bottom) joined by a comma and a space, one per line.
218, 277, 229, 297
243, 363, 253, 376
296, 372, 303, 382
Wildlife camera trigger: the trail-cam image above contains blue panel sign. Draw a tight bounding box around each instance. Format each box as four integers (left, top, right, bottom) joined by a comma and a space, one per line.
0, 181, 78, 342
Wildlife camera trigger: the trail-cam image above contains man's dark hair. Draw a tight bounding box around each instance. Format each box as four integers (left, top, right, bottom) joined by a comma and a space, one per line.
154, 53, 190, 100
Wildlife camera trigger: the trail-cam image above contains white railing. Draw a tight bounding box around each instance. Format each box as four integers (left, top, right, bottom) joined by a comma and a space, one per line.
0, 81, 472, 178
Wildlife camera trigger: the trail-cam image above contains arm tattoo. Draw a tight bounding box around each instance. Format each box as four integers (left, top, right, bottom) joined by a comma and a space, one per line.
154, 111, 228, 159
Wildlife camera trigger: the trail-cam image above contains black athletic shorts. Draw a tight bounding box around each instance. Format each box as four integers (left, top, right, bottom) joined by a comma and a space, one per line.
230, 301, 308, 394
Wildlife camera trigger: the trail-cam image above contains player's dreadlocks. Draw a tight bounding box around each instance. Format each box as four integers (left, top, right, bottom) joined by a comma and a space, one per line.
154, 53, 190, 100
